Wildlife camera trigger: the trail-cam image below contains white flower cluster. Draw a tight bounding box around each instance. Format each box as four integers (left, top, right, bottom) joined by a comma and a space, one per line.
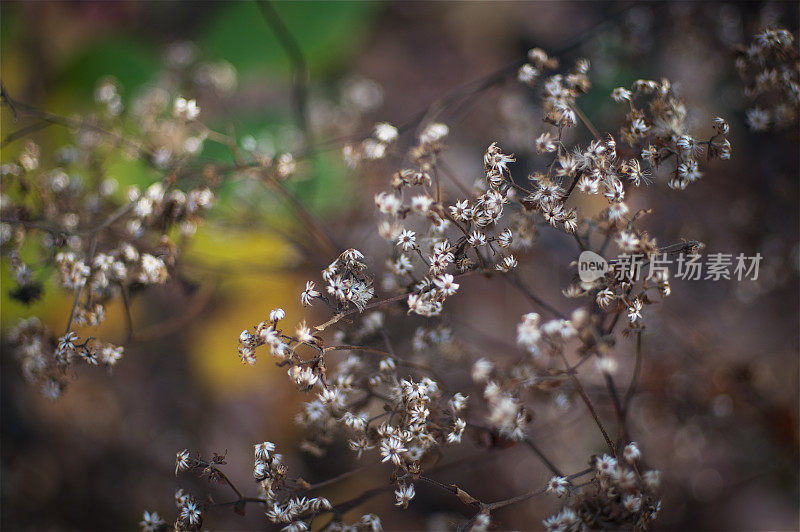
5, 120, 215, 397
735, 27, 799, 132
10, 319, 125, 400
373, 136, 540, 316
156, 37, 737, 530
612, 79, 732, 190
344, 122, 399, 165
543, 442, 661, 531
257, 453, 334, 529
482, 379, 528, 441
322, 249, 375, 312
516, 309, 588, 356
238, 308, 295, 366
288, 339, 470, 482
517, 47, 560, 87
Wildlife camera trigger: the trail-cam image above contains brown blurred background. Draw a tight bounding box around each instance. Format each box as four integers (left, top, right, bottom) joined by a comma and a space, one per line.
1, 1, 798, 530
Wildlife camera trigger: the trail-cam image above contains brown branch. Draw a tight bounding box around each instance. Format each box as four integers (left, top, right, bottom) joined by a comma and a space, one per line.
0, 81, 19, 121
295, 465, 372, 493
500, 271, 565, 319
0, 91, 153, 161
522, 436, 564, 477
327, 485, 392, 521
64, 235, 98, 334
458, 467, 595, 530
313, 268, 489, 332
120, 282, 134, 343
602, 370, 629, 445
260, 170, 339, 257
559, 352, 616, 455
467, 421, 563, 477
131, 287, 213, 343
571, 103, 601, 141
437, 158, 474, 198
623, 330, 643, 414
323, 344, 440, 379
255, 0, 311, 148
2, 121, 53, 148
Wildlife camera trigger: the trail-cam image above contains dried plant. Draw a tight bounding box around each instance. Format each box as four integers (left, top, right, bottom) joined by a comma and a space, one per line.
169, 48, 730, 532
2, 69, 219, 397
2, 17, 797, 532
735, 27, 799, 131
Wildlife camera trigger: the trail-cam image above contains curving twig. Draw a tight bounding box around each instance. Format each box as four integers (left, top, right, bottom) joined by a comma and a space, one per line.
255, 0, 311, 149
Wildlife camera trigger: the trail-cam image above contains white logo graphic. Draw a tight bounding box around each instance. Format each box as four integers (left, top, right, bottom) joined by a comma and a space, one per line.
578, 251, 609, 282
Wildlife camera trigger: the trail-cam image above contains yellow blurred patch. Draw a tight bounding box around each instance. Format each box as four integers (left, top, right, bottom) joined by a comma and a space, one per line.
183, 224, 312, 397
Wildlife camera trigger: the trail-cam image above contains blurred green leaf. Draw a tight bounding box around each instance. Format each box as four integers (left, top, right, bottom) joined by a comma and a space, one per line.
58, 38, 159, 98
201, 1, 378, 79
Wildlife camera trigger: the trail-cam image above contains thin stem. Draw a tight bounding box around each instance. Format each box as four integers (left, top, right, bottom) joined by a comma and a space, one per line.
418, 475, 481, 508
437, 158, 474, 197
313, 268, 488, 332
323, 344, 439, 377
1, 121, 53, 148
500, 272, 565, 319
602, 370, 628, 444
523, 436, 564, 477
255, 1, 310, 148
572, 231, 586, 252
297, 465, 371, 493
212, 497, 267, 508
218, 469, 244, 501
485, 487, 546, 511
65, 235, 98, 334
562, 171, 583, 202
378, 327, 397, 358
431, 157, 442, 203
1, 91, 152, 160
458, 467, 595, 531
559, 352, 616, 455
260, 170, 339, 256
329, 485, 392, 517
468, 421, 563, 477
130, 288, 212, 343
1, 81, 19, 121
120, 283, 134, 343
571, 103, 602, 141
623, 330, 643, 413
487, 466, 594, 512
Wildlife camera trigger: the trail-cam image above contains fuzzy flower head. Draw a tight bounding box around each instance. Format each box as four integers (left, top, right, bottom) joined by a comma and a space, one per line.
394, 483, 415, 508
